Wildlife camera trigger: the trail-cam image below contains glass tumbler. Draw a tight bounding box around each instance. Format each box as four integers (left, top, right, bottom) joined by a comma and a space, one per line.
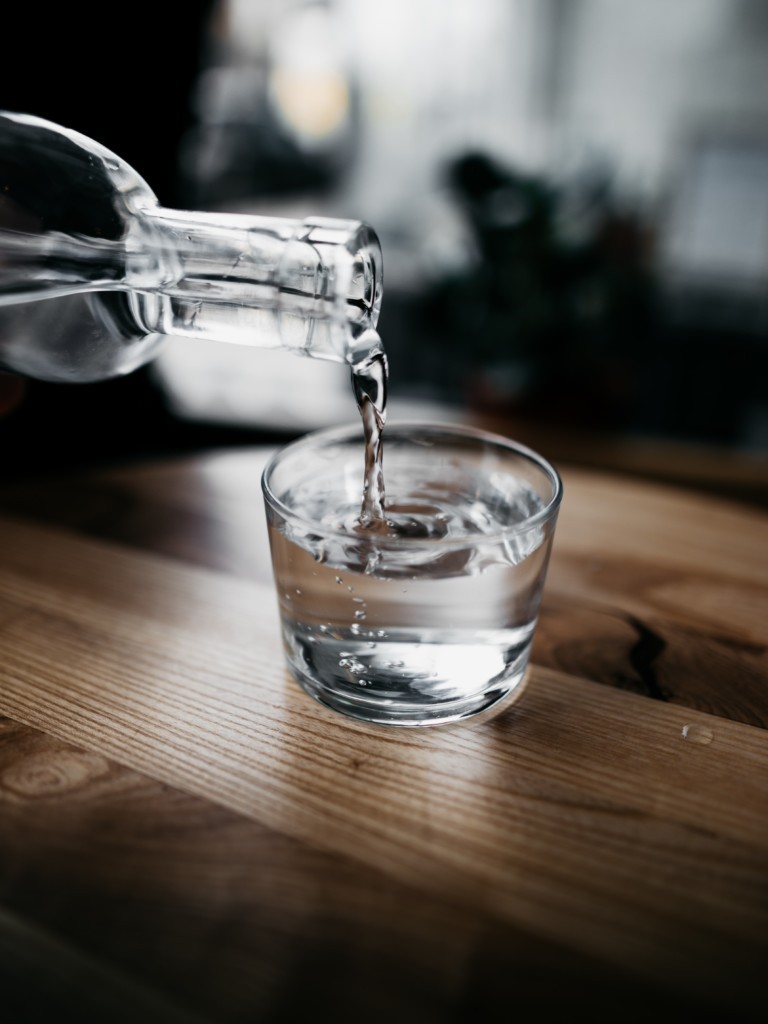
262, 422, 562, 727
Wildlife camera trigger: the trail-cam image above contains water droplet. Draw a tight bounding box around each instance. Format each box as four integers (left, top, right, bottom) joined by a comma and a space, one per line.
376, 630, 387, 637
357, 679, 367, 686
681, 724, 714, 745
284, 593, 292, 601
354, 610, 367, 620
295, 588, 302, 595
347, 585, 354, 592
352, 597, 365, 604
367, 642, 376, 648
350, 624, 361, 635
319, 624, 329, 633
335, 576, 343, 585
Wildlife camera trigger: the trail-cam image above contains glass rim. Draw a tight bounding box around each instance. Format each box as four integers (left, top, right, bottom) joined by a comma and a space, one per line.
261, 420, 564, 547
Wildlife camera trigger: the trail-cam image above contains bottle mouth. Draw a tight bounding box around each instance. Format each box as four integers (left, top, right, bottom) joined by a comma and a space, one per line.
348, 222, 383, 331
273, 217, 383, 362
295, 217, 383, 329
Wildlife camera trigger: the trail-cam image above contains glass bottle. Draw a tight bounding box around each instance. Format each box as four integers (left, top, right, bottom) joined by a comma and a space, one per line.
0, 110, 382, 382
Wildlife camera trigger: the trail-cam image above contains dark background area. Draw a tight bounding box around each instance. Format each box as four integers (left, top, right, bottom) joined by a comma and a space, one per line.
1, 1, 767, 505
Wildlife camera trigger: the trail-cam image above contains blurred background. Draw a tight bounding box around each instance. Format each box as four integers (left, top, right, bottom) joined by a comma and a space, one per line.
1, 0, 767, 505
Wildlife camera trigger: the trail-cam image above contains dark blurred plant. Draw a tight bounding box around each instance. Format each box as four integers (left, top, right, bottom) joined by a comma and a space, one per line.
416, 151, 658, 428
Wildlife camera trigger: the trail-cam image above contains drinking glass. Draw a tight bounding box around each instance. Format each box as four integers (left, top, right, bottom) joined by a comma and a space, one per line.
262, 422, 562, 727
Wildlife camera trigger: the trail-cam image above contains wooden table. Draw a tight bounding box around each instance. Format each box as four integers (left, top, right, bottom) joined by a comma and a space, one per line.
0, 447, 766, 1023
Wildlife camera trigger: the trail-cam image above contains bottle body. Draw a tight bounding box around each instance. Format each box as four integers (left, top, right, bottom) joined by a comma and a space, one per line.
0, 111, 382, 382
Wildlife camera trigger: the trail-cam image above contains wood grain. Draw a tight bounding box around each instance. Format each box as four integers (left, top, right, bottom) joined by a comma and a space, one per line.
0, 451, 767, 1022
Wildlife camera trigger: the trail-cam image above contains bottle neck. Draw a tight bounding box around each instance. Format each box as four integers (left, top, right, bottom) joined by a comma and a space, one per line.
132, 207, 383, 362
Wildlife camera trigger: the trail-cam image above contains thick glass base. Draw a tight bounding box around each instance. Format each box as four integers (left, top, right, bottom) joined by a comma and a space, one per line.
287, 661, 529, 728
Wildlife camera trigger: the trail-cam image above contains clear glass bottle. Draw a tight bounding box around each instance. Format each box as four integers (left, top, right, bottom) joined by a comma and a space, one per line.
0, 110, 382, 382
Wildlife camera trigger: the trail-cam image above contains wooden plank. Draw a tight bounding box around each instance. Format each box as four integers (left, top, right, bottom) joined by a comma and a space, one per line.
0, 516, 766, 1018
554, 469, 768, 587
472, 411, 768, 509
2, 718, 721, 1023
0, 719, 477, 1021
0, 449, 275, 582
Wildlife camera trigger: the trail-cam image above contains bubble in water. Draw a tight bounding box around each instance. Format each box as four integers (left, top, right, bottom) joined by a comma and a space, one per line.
681, 724, 714, 745
340, 657, 365, 674
365, 550, 381, 575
